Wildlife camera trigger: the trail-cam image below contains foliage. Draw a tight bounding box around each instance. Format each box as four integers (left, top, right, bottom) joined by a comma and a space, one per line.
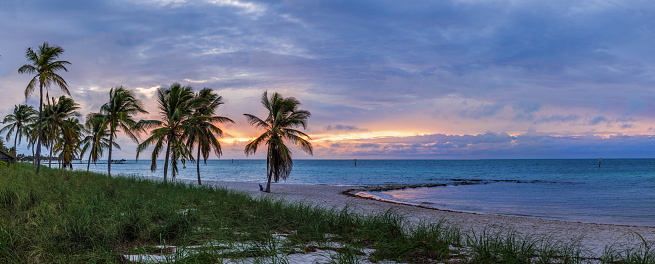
138, 83, 198, 182
80, 112, 117, 171
97, 86, 148, 177
244, 91, 313, 192
183, 88, 234, 185
41, 96, 81, 167
17, 42, 71, 173
1, 104, 37, 156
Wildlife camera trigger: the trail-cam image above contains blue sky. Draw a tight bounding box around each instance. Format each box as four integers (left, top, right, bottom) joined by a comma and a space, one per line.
1, 0, 655, 159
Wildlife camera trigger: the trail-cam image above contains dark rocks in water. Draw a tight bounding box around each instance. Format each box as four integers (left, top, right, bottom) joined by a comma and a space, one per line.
450, 178, 558, 185
364, 178, 560, 192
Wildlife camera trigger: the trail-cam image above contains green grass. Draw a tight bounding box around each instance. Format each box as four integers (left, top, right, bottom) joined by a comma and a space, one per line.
0, 162, 653, 263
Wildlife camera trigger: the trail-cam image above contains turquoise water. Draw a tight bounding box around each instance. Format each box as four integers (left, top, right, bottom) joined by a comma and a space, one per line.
73, 159, 655, 226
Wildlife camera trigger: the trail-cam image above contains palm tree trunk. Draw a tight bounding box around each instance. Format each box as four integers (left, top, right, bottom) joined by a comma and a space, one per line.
87, 152, 91, 172
35, 83, 43, 173
265, 157, 271, 192
172, 151, 176, 180
13, 130, 18, 164
13, 130, 18, 155
49, 147, 52, 168
196, 147, 201, 185
163, 138, 171, 183
108, 132, 113, 177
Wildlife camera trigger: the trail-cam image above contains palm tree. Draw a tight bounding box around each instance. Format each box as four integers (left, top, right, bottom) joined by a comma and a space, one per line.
80, 113, 117, 172
18, 42, 71, 173
137, 83, 197, 182
244, 91, 313, 193
41, 96, 80, 168
184, 88, 234, 185
99, 86, 148, 177
1, 104, 37, 159
53, 117, 83, 168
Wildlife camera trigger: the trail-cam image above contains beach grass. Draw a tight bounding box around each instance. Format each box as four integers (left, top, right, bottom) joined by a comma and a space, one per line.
0, 162, 652, 263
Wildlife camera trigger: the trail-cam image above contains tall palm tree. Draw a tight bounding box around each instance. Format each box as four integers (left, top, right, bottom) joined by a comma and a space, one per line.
1, 104, 37, 159
18, 42, 71, 173
184, 88, 234, 185
41, 96, 80, 168
244, 91, 313, 193
99, 86, 148, 177
137, 83, 197, 182
80, 113, 117, 172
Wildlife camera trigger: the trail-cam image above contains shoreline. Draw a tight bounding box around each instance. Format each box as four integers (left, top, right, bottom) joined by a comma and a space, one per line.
346, 187, 655, 228
196, 180, 655, 257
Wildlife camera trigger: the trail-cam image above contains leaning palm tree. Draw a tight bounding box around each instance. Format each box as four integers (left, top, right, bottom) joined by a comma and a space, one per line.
244, 91, 313, 193
137, 83, 197, 182
80, 113, 117, 172
18, 42, 71, 173
183, 88, 234, 185
99, 86, 148, 177
1, 104, 37, 159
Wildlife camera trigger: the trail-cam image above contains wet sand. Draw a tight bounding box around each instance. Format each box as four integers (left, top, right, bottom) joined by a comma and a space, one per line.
201, 180, 655, 257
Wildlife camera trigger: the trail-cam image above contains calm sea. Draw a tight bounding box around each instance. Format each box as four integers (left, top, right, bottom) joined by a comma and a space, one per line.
72, 159, 655, 226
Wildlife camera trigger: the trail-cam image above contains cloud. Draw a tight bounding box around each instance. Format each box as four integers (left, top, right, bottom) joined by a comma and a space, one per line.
536, 114, 580, 124
2, 0, 655, 159
589, 116, 608, 125
310, 131, 655, 159
324, 124, 368, 132
458, 102, 505, 119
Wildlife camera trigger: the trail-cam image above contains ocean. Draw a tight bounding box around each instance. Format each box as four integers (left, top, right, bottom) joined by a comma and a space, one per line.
72, 159, 655, 227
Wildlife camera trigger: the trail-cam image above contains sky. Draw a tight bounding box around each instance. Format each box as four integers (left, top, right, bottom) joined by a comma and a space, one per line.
1, 0, 655, 160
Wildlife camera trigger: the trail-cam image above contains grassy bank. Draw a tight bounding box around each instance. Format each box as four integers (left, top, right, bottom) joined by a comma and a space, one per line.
0, 163, 652, 263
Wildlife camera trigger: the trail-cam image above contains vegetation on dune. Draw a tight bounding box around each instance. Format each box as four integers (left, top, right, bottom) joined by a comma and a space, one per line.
0, 163, 653, 263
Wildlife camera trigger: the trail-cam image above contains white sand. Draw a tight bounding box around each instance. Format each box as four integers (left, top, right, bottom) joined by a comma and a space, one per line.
201, 180, 655, 257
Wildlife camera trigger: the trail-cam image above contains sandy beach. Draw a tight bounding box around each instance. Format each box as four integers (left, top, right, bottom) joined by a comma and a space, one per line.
202, 180, 655, 257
